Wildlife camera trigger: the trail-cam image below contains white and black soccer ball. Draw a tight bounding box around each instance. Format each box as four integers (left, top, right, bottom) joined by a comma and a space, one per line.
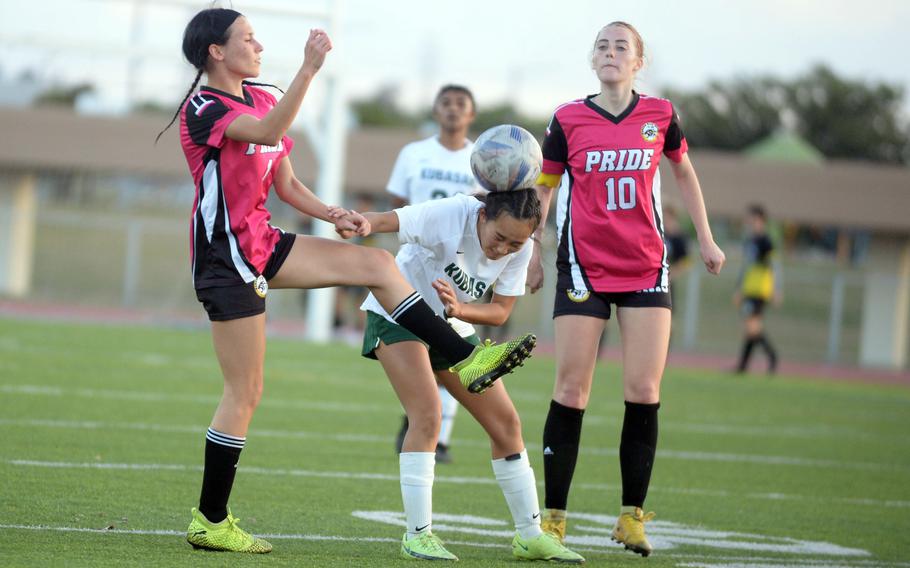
470, 124, 542, 192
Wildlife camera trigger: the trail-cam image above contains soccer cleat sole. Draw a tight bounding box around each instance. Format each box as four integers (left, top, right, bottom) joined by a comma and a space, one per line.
515, 554, 585, 564
467, 334, 536, 394
611, 536, 651, 557
401, 548, 459, 561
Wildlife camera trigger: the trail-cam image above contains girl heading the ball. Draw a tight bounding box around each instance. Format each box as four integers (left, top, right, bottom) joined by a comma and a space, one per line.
335, 190, 584, 562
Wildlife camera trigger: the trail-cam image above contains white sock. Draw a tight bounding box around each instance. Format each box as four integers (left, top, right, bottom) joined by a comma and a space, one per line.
492, 449, 543, 540
437, 386, 459, 446
400, 452, 435, 539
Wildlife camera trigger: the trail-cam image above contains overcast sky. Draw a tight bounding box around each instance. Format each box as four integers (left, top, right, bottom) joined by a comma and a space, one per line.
0, 0, 908, 118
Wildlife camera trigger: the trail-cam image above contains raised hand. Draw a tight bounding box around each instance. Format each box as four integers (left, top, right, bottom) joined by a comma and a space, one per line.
303, 29, 332, 74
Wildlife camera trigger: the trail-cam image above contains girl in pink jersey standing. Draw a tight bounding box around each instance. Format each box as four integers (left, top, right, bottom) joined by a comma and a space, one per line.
527, 22, 725, 556
157, 8, 535, 554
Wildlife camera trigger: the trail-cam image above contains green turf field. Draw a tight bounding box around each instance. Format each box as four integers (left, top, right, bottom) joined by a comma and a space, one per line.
1, 317, 908, 567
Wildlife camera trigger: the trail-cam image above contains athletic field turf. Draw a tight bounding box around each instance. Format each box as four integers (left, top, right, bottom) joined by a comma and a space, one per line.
1, 318, 908, 567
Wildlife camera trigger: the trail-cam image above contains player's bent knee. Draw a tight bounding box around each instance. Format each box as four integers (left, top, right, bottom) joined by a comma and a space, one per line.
490, 411, 523, 447
370, 247, 397, 271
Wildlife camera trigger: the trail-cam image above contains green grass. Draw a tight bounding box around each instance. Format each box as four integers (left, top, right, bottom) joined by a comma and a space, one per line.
1, 318, 908, 567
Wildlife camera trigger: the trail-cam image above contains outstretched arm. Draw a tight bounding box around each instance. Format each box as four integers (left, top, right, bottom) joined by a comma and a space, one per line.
273, 158, 366, 235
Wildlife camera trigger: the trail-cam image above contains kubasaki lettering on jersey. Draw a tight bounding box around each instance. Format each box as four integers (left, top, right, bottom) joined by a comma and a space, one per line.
420, 168, 474, 187
443, 262, 488, 298
584, 148, 654, 172
245, 141, 285, 155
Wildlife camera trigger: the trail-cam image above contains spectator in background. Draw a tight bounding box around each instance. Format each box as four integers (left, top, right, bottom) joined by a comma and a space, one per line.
734, 204, 781, 374
388, 85, 479, 464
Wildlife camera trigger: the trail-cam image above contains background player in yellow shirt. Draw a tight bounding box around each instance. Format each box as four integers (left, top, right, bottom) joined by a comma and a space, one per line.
734, 204, 781, 374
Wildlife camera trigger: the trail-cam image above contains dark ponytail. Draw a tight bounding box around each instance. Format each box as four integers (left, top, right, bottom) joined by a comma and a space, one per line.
154, 8, 242, 144
478, 188, 542, 232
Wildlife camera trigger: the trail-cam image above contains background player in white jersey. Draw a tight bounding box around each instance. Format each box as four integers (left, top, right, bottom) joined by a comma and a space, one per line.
388, 85, 479, 464
342, 190, 582, 562
528, 22, 726, 557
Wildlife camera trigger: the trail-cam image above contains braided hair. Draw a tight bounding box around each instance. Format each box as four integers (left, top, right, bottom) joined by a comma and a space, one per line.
477, 188, 542, 232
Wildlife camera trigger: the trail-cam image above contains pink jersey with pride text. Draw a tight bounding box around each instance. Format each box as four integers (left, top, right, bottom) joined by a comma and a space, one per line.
541, 92, 687, 293
179, 85, 294, 289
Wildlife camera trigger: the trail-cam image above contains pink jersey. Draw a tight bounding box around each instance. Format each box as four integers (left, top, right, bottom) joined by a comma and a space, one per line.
179, 85, 294, 289
541, 92, 687, 293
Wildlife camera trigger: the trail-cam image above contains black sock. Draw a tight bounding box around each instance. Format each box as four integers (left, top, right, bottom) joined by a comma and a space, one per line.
543, 400, 585, 510
737, 336, 758, 372
390, 292, 475, 365
756, 334, 778, 370
620, 401, 659, 508
198, 428, 244, 523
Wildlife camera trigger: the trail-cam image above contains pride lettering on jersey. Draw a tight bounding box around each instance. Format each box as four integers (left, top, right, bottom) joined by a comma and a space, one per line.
444, 262, 488, 298
420, 168, 474, 187
584, 148, 654, 172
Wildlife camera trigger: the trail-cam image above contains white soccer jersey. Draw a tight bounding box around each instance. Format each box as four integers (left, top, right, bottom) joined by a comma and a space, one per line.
361, 194, 532, 336
386, 136, 478, 204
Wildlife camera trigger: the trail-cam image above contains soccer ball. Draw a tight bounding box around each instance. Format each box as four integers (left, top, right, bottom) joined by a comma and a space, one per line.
470, 124, 542, 192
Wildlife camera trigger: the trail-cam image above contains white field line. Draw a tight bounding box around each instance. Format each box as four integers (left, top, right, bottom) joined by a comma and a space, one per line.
0, 524, 893, 566
0, 405, 905, 474
0, 383, 901, 445
5, 458, 909, 510
0, 384, 388, 413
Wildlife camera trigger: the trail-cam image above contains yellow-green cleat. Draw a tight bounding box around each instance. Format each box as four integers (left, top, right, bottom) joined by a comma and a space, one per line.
611, 507, 655, 557
451, 334, 536, 394
400, 532, 459, 561
541, 509, 567, 544
512, 531, 585, 563
186, 507, 272, 553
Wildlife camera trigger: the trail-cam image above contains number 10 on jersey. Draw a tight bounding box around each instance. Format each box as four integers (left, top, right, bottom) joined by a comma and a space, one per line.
605, 177, 636, 211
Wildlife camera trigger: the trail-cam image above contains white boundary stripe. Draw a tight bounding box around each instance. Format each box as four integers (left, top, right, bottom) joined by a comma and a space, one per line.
1, 383, 898, 444
0, 384, 389, 413
0, 523, 397, 543
2, 414, 908, 475
0, 524, 890, 566
355, 510, 872, 559
6, 458, 908, 510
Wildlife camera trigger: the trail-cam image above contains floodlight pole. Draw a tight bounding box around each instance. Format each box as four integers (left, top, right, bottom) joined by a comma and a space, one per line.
303, 1, 346, 343
303, 73, 346, 343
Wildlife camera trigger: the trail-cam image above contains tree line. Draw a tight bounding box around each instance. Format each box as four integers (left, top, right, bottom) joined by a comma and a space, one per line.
353, 65, 909, 165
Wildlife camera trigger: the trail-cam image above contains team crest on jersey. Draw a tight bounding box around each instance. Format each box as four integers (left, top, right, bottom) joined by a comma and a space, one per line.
641, 122, 658, 142
253, 275, 268, 298
566, 289, 591, 303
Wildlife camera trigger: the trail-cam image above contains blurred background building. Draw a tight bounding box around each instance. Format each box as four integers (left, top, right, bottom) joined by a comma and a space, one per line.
1, 0, 909, 371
